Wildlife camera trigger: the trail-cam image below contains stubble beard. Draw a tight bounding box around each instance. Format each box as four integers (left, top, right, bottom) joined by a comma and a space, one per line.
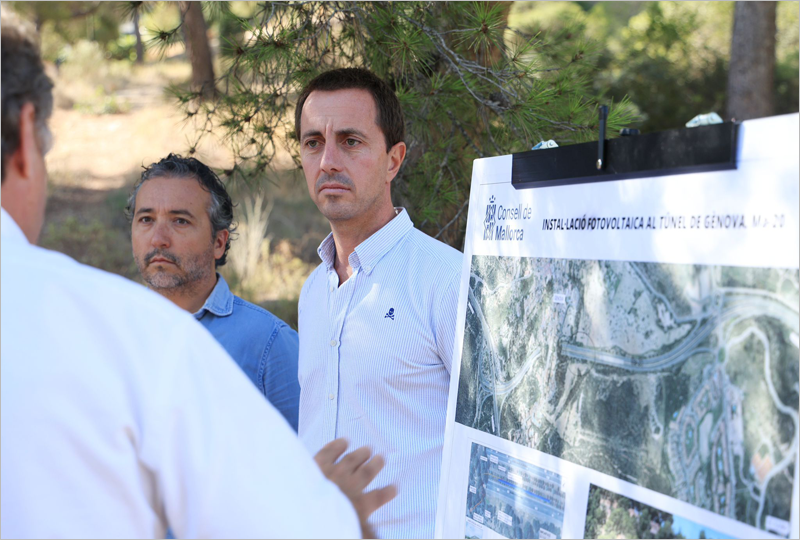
316, 175, 386, 224
136, 246, 215, 296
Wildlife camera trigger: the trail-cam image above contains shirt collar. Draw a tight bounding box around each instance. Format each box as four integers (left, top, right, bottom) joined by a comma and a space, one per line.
316, 207, 413, 275
193, 273, 235, 319
1, 207, 29, 244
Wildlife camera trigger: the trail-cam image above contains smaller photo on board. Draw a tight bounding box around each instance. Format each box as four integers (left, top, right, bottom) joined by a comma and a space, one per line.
584, 484, 735, 539
465, 442, 565, 539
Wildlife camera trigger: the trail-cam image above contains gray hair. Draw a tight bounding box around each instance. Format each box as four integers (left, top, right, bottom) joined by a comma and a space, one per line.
125, 154, 237, 267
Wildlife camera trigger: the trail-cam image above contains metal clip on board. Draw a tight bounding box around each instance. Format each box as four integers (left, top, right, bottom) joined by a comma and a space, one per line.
511, 107, 739, 190
597, 105, 608, 171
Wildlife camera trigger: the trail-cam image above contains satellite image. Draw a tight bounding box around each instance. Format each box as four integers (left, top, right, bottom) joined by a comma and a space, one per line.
455, 256, 799, 535
464, 443, 565, 539
584, 484, 733, 539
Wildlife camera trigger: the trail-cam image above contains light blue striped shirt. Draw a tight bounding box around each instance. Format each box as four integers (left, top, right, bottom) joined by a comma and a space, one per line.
298, 209, 462, 539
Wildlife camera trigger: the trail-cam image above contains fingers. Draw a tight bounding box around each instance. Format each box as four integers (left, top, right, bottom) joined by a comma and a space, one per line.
354, 453, 385, 488
360, 484, 397, 516
338, 445, 372, 475
314, 438, 348, 473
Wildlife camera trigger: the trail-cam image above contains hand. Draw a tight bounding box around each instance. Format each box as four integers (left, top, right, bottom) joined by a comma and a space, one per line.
314, 438, 397, 538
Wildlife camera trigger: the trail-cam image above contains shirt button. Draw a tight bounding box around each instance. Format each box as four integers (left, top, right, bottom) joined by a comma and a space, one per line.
330, 339, 338, 347
328, 393, 335, 400
330, 285, 335, 292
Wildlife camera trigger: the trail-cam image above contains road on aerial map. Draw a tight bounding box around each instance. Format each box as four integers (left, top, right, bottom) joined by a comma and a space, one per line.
468, 282, 542, 435
561, 291, 799, 373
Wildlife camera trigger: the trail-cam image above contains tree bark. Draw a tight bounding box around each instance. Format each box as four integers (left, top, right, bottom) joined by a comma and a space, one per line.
180, 1, 216, 99
727, 1, 776, 121
133, 8, 144, 64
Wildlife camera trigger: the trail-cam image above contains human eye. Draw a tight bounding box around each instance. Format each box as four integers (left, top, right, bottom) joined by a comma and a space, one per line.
344, 138, 360, 147
175, 218, 190, 225
305, 139, 320, 149
138, 216, 153, 224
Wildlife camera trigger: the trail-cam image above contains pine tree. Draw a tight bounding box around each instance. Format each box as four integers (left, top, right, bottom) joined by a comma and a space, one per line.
166, 1, 637, 249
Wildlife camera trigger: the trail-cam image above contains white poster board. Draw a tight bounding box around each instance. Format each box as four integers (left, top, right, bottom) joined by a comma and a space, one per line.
436, 114, 800, 540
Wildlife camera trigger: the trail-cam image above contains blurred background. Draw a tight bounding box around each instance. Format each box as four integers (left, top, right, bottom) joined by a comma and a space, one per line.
4, 1, 798, 328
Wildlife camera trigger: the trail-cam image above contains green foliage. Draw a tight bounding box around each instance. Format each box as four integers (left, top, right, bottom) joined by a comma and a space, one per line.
106, 33, 139, 61
584, 485, 693, 540
512, 1, 799, 132
606, 507, 637, 538
9, 1, 122, 60
776, 1, 800, 115
170, 1, 637, 248
599, 2, 733, 131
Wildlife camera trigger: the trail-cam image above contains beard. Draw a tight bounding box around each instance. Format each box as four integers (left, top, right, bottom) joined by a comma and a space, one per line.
135, 246, 214, 293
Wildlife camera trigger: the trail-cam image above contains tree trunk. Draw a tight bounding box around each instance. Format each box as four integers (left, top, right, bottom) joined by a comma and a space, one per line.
133, 8, 144, 64
727, 1, 776, 121
180, 1, 216, 99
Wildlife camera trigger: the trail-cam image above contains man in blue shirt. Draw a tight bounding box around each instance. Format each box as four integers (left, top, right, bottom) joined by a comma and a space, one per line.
126, 154, 300, 430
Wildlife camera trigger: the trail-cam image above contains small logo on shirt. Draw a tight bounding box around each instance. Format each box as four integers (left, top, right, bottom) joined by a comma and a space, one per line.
384, 308, 395, 320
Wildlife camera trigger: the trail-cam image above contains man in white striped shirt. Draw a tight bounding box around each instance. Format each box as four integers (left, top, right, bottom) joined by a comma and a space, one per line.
295, 68, 463, 538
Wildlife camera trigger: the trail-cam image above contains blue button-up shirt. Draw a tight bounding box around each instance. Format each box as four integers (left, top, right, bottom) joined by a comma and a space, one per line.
194, 274, 300, 431
298, 209, 463, 539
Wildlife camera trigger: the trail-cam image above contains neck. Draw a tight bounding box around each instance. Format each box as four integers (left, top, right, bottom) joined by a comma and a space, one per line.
157, 272, 218, 314
330, 204, 397, 284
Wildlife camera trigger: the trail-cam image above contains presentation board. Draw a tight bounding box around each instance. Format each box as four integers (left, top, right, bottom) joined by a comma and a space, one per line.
435, 114, 800, 540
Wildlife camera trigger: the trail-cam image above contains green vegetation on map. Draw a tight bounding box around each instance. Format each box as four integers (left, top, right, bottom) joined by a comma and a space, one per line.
455, 256, 799, 535
584, 484, 732, 539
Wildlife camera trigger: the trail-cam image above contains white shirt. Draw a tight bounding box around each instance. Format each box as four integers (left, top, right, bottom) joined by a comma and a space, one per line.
298, 209, 462, 539
0, 208, 360, 539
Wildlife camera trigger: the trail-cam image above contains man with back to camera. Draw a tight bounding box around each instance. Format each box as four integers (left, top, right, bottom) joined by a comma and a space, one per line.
127, 154, 301, 430
295, 68, 464, 538
0, 12, 395, 538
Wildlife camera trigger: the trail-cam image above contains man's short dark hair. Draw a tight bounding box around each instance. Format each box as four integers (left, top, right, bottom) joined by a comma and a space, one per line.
294, 68, 405, 152
1, 12, 54, 183
125, 154, 236, 267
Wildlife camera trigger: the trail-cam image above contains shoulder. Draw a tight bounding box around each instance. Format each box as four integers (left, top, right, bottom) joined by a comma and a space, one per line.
404, 227, 463, 281
20, 243, 182, 315
3, 243, 211, 357
299, 262, 327, 302
231, 295, 294, 335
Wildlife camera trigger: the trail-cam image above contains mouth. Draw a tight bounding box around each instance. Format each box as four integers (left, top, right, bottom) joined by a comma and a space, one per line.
318, 183, 351, 195
149, 257, 176, 266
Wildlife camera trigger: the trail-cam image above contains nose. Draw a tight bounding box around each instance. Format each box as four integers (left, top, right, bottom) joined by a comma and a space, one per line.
319, 136, 342, 174
150, 220, 171, 249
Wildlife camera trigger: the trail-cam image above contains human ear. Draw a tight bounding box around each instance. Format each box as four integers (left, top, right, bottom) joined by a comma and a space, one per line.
214, 229, 230, 260
10, 103, 43, 182
386, 141, 406, 182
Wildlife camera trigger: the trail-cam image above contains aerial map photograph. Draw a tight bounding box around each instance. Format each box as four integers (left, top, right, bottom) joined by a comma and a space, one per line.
584, 484, 733, 539
464, 443, 565, 539
454, 256, 799, 536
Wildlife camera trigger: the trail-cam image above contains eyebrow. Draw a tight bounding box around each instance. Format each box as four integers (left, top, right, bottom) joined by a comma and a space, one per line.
300, 128, 369, 140
135, 208, 196, 219
336, 128, 368, 139
300, 129, 323, 141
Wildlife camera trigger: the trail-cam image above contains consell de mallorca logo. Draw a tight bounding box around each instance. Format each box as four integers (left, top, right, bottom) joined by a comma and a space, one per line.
483, 194, 531, 241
